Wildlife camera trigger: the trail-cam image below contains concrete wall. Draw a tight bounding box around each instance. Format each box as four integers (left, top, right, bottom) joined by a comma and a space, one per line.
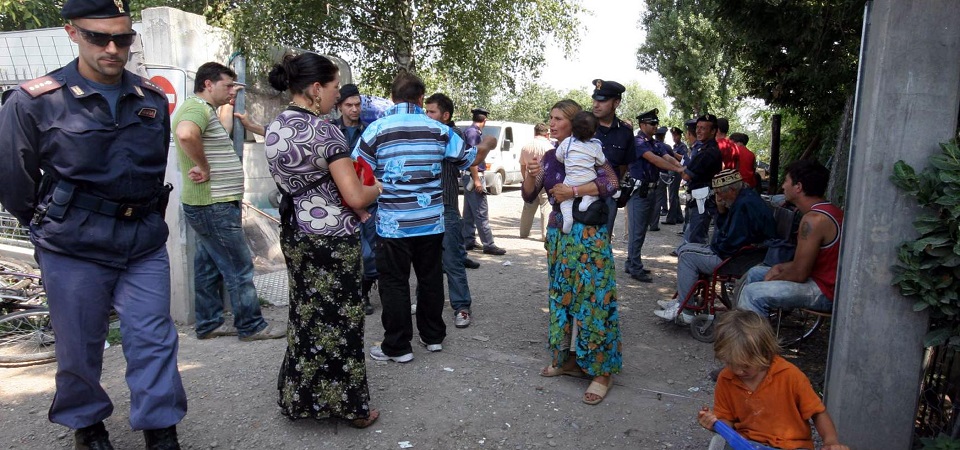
141, 7, 233, 324
825, 1, 960, 447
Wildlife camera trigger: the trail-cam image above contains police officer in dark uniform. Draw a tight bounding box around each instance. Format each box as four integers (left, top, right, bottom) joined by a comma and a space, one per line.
590, 79, 636, 237
0, 1, 186, 448
624, 109, 684, 282
462, 107, 507, 255
649, 126, 676, 231
680, 113, 724, 245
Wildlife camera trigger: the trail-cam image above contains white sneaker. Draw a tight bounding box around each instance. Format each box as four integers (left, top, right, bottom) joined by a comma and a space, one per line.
680, 311, 695, 325
411, 303, 417, 315
654, 307, 680, 321
418, 337, 442, 352
657, 300, 678, 310
369, 345, 414, 363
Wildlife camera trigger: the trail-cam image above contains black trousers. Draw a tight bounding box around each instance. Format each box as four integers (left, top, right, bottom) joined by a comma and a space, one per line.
376, 233, 446, 356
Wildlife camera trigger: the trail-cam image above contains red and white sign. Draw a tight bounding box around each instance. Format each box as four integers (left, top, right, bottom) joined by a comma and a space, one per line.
150, 75, 178, 115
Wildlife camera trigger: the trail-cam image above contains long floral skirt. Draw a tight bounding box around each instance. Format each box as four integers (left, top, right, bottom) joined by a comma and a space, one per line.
545, 223, 622, 376
277, 228, 372, 421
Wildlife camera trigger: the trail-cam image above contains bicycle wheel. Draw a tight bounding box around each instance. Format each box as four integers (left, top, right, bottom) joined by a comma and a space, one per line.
0, 259, 32, 273
0, 309, 56, 364
775, 309, 824, 348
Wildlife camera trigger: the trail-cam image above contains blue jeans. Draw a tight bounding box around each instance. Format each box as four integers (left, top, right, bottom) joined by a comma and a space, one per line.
442, 205, 472, 312
736, 265, 832, 315
676, 243, 723, 301
682, 197, 714, 245
462, 175, 495, 247
182, 202, 267, 338
626, 190, 654, 274
360, 203, 379, 280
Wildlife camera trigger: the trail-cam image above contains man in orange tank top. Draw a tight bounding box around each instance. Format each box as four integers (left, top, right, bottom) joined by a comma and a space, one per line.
737, 160, 844, 316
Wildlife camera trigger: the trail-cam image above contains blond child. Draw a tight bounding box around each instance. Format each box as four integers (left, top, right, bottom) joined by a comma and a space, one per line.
698, 311, 849, 450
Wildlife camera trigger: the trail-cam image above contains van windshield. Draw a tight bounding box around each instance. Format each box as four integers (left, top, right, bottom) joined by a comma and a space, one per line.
481, 126, 501, 141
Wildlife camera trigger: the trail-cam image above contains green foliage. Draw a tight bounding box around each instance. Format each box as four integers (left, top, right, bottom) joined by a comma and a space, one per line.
617, 81, 669, 126
636, 0, 743, 119
891, 141, 960, 348
919, 435, 960, 450
0, 0, 64, 31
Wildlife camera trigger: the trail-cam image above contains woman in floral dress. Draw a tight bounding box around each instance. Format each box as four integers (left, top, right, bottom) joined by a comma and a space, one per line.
520, 99, 622, 405
264, 53, 382, 428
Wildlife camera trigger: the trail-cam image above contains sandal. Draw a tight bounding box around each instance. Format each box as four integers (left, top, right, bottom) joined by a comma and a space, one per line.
583, 379, 610, 405
540, 364, 588, 378
348, 409, 380, 429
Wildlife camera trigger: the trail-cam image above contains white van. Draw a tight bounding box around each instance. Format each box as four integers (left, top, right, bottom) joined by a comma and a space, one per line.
454, 121, 536, 195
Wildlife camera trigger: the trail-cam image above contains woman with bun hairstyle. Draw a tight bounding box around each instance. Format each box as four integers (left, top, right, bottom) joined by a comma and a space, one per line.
265, 52, 382, 428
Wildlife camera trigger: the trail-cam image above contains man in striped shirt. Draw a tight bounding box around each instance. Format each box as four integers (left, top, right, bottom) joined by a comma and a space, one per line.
174, 62, 284, 342
353, 72, 494, 363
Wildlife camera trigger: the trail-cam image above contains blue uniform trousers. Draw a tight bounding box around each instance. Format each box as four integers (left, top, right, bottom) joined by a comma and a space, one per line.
182, 202, 267, 338
604, 196, 619, 240
626, 190, 655, 274
682, 198, 715, 245
441, 205, 472, 312
360, 203, 379, 281
461, 176, 494, 247
37, 246, 187, 430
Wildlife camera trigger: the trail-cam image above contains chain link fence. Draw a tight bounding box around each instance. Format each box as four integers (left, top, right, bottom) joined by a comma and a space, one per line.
915, 344, 960, 441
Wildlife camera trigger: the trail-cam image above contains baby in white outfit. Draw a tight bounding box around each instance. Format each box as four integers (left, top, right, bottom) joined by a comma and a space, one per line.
556, 111, 606, 234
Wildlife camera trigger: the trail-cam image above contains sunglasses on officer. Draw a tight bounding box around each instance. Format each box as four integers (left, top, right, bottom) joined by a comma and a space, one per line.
72, 24, 138, 48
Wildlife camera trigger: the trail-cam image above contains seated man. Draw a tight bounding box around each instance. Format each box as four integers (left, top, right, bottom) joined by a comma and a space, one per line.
737, 160, 843, 316
655, 169, 776, 322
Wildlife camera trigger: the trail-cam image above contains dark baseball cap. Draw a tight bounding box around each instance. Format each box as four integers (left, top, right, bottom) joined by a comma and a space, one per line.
62, 0, 131, 19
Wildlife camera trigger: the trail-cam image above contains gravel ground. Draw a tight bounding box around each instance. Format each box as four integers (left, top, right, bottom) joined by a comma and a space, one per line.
2, 187, 778, 450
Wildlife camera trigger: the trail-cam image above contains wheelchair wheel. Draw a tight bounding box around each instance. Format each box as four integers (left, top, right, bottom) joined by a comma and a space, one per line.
690, 314, 716, 343
775, 309, 824, 348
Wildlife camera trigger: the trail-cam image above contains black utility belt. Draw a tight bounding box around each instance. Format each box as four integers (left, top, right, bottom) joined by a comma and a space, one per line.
71, 192, 160, 220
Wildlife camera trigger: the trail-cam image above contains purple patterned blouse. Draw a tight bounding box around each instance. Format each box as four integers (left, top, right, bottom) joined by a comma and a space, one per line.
265, 109, 359, 236
522, 148, 620, 229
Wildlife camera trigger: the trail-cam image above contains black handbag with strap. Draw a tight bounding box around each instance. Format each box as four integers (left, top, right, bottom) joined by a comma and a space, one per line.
277, 173, 332, 228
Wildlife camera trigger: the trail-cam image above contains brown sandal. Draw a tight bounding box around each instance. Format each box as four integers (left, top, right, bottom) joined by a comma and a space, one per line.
583, 379, 610, 405
348, 409, 380, 429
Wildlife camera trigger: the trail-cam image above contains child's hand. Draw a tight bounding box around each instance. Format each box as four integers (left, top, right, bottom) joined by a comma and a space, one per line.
697, 406, 717, 431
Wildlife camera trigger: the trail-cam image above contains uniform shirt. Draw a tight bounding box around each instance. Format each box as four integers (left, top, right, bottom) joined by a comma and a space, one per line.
352, 103, 476, 238
173, 96, 245, 205
685, 138, 722, 190
656, 141, 674, 174
714, 356, 826, 449
463, 124, 484, 172
265, 109, 359, 236
594, 117, 636, 179
627, 131, 664, 183
0, 59, 170, 268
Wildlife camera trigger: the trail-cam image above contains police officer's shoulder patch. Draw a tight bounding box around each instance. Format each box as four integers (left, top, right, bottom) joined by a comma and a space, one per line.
139, 77, 165, 97
19, 76, 62, 98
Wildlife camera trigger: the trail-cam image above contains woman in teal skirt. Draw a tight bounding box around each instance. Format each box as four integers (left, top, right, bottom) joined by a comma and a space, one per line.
521, 99, 622, 405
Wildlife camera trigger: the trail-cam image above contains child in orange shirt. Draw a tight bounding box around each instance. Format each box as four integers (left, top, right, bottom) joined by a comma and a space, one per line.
697, 311, 849, 450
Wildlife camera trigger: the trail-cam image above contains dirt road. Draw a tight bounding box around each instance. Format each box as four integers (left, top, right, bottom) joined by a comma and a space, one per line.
2, 187, 722, 449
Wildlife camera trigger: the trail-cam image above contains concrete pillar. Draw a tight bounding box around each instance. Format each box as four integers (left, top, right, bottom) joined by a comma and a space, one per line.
825, 1, 960, 448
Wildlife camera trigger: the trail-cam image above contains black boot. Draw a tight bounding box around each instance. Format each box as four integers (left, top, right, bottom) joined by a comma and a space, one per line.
143, 425, 181, 450
362, 278, 375, 315
75, 421, 113, 450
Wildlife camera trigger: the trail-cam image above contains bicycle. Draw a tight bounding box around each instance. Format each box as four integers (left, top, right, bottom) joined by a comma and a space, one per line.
0, 265, 55, 364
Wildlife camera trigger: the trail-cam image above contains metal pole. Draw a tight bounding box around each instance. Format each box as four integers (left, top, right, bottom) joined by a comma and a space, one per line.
231, 54, 246, 160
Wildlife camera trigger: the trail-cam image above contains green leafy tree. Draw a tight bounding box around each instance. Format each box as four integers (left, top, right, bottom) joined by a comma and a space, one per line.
0, 0, 64, 31
617, 80, 668, 126
636, 0, 742, 119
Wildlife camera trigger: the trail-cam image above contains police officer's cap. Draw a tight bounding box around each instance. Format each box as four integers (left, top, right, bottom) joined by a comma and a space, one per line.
684, 118, 698, 132
61, 0, 131, 20
635, 108, 659, 125
471, 108, 489, 117
591, 79, 625, 101
338, 84, 360, 104
696, 113, 719, 126
655, 126, 668, 135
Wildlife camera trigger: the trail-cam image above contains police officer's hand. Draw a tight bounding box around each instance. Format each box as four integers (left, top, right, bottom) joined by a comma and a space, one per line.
188, 166, 210, 183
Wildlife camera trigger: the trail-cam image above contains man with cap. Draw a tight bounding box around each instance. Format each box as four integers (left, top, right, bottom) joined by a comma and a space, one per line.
462, 107, 508, 255
663, 126, 688, 225
678, 118, 703, 237
624, 109, 685, 282
590, 79, 636, 237
679, 114, 724, 246
0, 0, 187, 448
654, 169, 775, 322
334, 84, 378, 314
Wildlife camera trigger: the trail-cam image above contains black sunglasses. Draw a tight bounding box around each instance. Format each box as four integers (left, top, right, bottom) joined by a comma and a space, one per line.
73, 25, 137, 48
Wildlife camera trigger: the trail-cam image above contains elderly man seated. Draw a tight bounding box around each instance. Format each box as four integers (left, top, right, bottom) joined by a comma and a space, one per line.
655, 169, 775, 322
737, 160, 843, 316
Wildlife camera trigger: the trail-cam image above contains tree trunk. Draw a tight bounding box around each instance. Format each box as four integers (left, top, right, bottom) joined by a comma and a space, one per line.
827, 94, 854, 207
